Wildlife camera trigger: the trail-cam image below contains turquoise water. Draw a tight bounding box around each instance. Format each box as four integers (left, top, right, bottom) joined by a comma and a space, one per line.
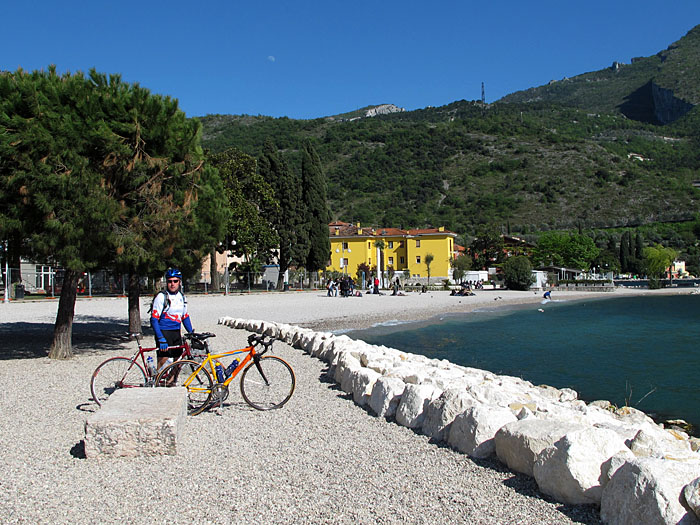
348, 295, 700, 431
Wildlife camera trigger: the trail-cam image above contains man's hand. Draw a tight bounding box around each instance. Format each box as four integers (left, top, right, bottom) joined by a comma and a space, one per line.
159, 339, 168, 351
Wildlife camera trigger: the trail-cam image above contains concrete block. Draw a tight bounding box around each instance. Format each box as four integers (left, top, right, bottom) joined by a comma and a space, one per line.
84, 387, 187, 458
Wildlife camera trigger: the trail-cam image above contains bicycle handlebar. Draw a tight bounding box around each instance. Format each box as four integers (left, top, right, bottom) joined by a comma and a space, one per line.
184, 332, 216, 340
247, 333, 276, 355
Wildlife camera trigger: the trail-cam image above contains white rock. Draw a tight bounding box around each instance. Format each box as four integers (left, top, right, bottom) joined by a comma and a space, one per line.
421, 388, 474, 442
448, 405, 517, 458
351, 368, 381, 406
601, 452, 634, 487
684, 477, 700, 521
533, 426, 634, 505
395, 383, 441, 429
629, 427, 695, 460
84, 387, 187, 457
601, 457, 700, 525
335, 352, 362, 393
368, 376, 406, 418
495, 419, 586, 477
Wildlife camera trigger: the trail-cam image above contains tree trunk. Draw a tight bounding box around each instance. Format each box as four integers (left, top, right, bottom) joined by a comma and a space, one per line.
210, 249, 220, 292
128, 272, 142, 334
48, 269, 80, 359
276, 260, 288, 290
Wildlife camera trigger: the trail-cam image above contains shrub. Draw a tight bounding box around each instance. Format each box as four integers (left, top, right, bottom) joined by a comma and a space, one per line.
503, 256, 535, 290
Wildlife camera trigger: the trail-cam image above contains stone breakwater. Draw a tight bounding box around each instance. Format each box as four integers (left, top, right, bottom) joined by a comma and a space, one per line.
219, 317, 700, 525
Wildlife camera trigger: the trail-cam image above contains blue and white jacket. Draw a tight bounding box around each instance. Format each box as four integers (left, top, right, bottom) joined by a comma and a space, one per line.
151, 290, 193, 341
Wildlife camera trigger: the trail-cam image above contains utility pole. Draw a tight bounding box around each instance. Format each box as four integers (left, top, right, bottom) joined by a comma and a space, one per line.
481, 82, 486, 116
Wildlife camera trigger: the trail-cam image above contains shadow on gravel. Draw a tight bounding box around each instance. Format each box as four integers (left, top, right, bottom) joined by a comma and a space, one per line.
0, 318, 147, 360
70, 440, 86, 459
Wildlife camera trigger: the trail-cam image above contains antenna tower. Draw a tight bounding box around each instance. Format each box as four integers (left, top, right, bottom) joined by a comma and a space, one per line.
481, 82, 485, 106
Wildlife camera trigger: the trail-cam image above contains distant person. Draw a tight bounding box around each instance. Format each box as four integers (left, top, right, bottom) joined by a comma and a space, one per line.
373, 277, 380, 295
543, 290, 552, 300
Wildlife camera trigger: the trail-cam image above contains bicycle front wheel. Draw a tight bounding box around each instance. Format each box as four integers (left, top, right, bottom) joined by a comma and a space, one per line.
156, 360, 213, 416
91, 357, 147, 406
240, 356, 296, 410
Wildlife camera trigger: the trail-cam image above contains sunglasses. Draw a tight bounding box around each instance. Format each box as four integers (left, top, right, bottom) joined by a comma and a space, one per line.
167, 279, 180, 283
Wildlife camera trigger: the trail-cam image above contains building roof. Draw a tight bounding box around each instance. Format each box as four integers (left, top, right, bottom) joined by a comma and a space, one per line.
328, 222, 457, 238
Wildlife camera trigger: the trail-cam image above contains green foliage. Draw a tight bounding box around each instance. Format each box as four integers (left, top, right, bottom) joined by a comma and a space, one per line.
469, 227, 504, 270
259, 139, 308, 287
208, 148, 278, 263
450, 254, 472, 283
425, 253, 434, 285
643, 244, 678, 287
198, 26, 700, 238
0, 67, 223, 357
301, 140, 331, 271
503, 256, 535, 290
531, 232, 600, 270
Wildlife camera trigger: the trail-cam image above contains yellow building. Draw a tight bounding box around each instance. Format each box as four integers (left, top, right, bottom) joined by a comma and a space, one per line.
326, 221, 457, 281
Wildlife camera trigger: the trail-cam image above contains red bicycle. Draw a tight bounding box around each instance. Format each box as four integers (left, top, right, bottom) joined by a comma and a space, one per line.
90, 332, 214, 406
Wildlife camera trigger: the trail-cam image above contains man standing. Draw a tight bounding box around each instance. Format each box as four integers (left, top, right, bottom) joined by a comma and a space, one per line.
151, 268, 194, 369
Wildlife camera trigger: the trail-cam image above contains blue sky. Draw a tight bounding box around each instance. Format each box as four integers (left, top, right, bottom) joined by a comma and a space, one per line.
3, 1, 700, 119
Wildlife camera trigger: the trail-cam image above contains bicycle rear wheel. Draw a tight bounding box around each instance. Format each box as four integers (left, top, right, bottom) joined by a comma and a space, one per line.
156, 360, 213, 416
90, 357, 147, 406
240, 356, 296, 410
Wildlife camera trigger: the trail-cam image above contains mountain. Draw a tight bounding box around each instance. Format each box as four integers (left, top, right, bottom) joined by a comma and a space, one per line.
198, 26, 700, 238
499, 25, 700, 125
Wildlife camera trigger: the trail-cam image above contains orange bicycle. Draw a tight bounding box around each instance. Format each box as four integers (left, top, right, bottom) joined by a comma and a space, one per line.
155, 333, 295, 415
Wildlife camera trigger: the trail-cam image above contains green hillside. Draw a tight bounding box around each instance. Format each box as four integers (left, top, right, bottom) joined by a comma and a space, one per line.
198, 26, 700, 238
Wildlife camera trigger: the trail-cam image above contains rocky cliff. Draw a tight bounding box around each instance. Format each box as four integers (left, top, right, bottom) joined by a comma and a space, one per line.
365, 104, 405, 117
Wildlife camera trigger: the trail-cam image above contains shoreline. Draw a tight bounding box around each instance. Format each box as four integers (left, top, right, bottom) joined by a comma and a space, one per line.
302, 286, 689, 333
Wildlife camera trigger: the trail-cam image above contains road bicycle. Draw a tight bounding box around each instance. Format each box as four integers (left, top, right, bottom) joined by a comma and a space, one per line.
155, 333, 295, 415
90, 332, 214, 406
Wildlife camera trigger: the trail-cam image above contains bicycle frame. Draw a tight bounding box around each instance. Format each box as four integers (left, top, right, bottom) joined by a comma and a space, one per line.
127, 333, 198, 381
190, 344, 260, 389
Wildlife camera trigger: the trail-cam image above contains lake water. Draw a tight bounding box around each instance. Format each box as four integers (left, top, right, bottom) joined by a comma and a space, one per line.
347, 294, 700, 431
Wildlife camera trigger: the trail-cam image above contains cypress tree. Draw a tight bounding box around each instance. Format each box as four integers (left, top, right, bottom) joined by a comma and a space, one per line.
619, 231, 630, 272
259, 139, 307, 289
634, 232, 645, 260
301, 140, 330, 271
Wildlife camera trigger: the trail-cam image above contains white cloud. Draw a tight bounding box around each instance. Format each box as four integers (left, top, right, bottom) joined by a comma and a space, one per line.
267, 55, 276, 63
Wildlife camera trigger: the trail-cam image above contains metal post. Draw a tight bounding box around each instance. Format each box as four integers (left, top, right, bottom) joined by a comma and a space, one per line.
3, 241, 8, 303
88, 272, 92, 297
50, 267, 55, 297
225, 266, 229, 295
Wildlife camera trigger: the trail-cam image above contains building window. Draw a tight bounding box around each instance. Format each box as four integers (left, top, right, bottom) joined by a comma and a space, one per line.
388, 257, 394, 266
388, 241, 394, 248
416, 240, 421, 248
342, 258, 349, 267
342, 242, 348, 250
416, 256, 421, 264
400, 256, 405, 264
400, 241, 405, 247
368, 242, 371, 249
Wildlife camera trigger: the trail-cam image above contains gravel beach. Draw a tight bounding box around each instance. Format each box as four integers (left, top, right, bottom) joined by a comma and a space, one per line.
3, 288, 674, 524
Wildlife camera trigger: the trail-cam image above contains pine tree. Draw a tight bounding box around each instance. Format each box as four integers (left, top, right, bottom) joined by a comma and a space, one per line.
0, 67, 226, 356
301, 141, 330, 271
